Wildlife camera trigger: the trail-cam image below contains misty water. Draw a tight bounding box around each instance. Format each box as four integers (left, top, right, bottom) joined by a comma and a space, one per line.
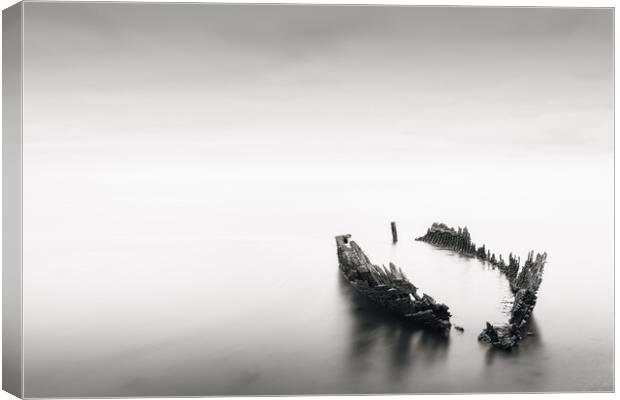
23, 154, 613, 396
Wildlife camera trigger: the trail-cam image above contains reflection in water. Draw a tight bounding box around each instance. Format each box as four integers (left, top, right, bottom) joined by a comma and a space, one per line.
338, 274, 450, 384
338, 264, 549, 390
483, 316, 544, 366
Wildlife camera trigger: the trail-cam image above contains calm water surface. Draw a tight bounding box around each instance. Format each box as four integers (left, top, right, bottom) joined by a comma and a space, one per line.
24, 157, 613, 396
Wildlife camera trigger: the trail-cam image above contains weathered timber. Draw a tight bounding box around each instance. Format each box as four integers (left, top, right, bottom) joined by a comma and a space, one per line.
391, 221, 398, 243
478, 322, 521, 350
478, 253, 546, 350
415, 222, 527, 288
415, 223, 477, 256
416, 222, 547, 350
336, 234, 451, 332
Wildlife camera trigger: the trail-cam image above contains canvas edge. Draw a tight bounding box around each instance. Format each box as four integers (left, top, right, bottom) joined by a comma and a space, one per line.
3, 1, 24, 398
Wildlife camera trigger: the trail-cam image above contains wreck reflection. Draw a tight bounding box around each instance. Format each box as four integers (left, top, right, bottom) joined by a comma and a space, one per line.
339, 275, 450, 382
483, 316, 544, 366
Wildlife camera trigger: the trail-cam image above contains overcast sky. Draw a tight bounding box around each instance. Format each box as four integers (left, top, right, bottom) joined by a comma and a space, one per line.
23, 4, 613, 171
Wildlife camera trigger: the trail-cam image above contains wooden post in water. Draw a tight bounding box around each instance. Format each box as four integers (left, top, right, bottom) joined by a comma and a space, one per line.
391, 221, 398, 243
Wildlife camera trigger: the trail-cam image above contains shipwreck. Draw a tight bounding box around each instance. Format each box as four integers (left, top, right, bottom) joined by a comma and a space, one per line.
335, 234, 451, 332
416, 222, 547, 350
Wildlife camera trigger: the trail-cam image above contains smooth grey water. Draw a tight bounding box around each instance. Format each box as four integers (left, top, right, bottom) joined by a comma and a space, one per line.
22, 156, 613, 396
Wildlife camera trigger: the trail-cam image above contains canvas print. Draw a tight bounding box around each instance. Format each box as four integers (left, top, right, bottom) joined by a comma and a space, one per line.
2, 2, 614, 397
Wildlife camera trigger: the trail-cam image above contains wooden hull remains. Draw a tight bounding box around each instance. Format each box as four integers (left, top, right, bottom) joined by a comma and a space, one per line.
335, 234, 451, 332
416, 223, 547, 350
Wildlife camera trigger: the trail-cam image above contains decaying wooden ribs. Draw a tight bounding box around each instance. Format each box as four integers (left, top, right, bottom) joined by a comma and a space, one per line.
335, 234, 451, 332
416, 223, 547, 350
479, 251, 547, 350
415, 222, 521, 282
